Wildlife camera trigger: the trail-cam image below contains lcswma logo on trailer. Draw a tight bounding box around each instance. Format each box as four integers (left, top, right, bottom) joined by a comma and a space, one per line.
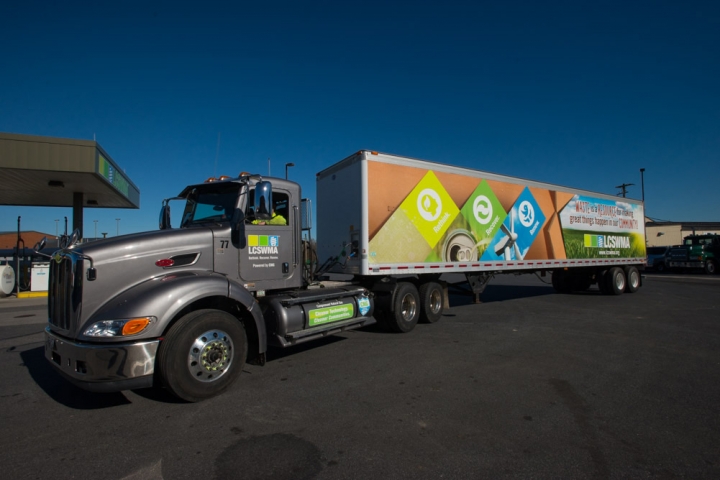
584, 234, 630, 249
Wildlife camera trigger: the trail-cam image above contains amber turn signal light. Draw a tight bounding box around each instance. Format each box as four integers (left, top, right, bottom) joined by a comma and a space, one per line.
122, 318, 151, 336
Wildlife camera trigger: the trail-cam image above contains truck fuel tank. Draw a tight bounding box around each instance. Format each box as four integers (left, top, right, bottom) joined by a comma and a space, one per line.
262, 285, 374, 347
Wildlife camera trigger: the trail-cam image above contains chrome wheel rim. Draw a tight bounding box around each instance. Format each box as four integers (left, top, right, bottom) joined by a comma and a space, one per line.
188, 329, 234, 382
429, 289, 442, 314
401, 293, 417, 322
615, 272, 626, 291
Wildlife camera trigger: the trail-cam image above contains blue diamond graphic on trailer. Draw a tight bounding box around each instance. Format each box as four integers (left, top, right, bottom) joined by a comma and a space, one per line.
482, 187, 546, 261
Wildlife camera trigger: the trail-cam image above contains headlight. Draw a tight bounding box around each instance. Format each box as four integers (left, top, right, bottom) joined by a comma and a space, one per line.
84, 317, 155, 337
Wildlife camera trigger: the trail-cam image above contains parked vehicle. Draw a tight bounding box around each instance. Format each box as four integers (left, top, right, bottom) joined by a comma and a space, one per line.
667, 234, 720, 274
44, 150, 647, 401
646, 246, 671, 272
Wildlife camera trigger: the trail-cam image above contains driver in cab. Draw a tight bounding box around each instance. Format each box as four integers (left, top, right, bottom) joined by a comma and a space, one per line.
252, 208, 286, 226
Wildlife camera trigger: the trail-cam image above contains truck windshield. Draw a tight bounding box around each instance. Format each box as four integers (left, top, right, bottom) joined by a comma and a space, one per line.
180, 183, 241, 227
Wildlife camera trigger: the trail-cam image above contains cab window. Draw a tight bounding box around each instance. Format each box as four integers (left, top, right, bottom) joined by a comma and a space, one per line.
246, 190, 290, 226
181, 183, 240, 227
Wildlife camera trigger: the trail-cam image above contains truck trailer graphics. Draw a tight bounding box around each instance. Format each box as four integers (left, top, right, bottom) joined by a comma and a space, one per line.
365, 162, 645, 265
559, 195, 645, 259
482, 186, 546, 261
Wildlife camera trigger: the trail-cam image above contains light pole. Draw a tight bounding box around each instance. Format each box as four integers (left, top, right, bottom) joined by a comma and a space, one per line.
116, 218, 121, 236
93, 220, 98, 240
285, 162, 295, 179
55, 219, 59, 246
640, 168, 646, 203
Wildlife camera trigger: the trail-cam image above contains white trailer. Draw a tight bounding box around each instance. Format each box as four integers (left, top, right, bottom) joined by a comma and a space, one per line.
316, 151, 645, 326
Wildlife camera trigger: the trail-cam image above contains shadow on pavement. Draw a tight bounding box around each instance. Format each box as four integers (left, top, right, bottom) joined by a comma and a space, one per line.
449, 283, 556, 306
266, 335, 346, 361
21, 346, 132, 409
130, 386, 186, 403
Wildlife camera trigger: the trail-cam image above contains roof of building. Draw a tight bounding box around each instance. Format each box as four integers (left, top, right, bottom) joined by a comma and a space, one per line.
0, 231, 55, 250
0, 132, 140, 209
646, 221, 720, 229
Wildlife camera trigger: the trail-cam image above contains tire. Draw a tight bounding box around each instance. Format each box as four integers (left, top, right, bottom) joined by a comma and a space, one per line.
655, 262, 665, 273
419, 282, 444, 324
386, 283, 420, 333
705, 260, 717, 275
624, 266, 640, 293
157, 309, 247, 402
606, 267, 626, 295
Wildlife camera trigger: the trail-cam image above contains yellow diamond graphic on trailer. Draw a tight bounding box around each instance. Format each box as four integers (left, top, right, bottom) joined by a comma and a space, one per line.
399, 171, 459, 248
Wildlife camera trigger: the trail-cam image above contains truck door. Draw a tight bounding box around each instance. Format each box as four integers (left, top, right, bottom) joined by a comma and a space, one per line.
239, 190, 295, 284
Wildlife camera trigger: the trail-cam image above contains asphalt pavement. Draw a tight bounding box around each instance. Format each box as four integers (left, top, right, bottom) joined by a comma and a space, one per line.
0, 273, 718, 479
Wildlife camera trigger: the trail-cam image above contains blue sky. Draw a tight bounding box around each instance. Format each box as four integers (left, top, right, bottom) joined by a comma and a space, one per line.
1, 1, 719, 237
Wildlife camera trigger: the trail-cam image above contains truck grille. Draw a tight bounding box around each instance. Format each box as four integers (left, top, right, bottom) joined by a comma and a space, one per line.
668, 248, 688, 261
48, 252, 83, 332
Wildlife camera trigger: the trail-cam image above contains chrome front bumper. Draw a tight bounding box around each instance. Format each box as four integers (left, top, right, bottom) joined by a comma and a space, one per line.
44, 327, 160, 392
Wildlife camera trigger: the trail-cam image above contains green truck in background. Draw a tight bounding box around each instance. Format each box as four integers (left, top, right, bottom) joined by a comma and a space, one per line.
667, 233, 720, 274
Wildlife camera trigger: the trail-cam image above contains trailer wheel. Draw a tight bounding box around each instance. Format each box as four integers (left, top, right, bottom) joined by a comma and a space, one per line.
387, 282, 420, 333
606, 267, 626, 295
624, 266, 641, 293
705, 260, 717, 275
157, 309, 247, 402
419, 282, 443, 324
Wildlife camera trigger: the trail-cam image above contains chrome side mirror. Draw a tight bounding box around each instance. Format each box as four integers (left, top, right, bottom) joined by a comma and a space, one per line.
61, 229, 81, 248
33, 237, 47, 251
254, 181, 272, 220
159, 204, 172, 230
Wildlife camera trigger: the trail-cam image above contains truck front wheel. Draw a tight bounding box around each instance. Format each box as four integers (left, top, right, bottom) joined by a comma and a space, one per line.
705, 260, 717, 275
157, 309, 247, 402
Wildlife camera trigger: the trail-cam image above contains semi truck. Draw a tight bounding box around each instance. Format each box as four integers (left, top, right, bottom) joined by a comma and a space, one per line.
666, 233, 719, 274
44, 150, 647, 401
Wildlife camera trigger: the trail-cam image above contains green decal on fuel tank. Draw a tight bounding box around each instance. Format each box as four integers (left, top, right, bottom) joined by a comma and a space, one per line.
308, 303, 355, 327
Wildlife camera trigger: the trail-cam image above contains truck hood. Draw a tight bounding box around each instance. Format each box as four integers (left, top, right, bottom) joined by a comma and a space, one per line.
65, 228, 217, 329
69, 228, 214, 267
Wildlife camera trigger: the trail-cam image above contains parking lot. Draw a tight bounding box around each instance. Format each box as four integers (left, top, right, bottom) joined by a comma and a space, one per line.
1, 272, 718, 479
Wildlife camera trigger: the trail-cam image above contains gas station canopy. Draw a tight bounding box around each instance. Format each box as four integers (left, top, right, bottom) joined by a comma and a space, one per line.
0, 132, 140, 236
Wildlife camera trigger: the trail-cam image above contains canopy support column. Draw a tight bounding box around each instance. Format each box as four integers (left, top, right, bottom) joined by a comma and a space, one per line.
73, 192, 84, 238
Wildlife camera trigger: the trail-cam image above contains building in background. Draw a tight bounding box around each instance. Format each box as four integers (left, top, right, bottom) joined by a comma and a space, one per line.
645, 221, 720, 247
0, 231, 55, 250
